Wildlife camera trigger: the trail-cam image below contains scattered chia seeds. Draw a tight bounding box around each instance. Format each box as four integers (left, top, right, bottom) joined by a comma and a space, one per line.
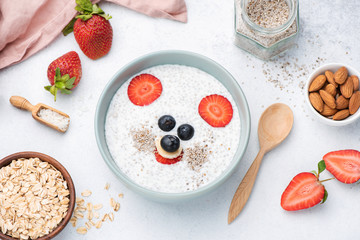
185, 144, 210, 172
131, 127, 155, 153
261, 55, 327, 90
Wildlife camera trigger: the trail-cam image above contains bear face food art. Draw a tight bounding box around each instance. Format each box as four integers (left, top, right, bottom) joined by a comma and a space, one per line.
105, 64, 241, 193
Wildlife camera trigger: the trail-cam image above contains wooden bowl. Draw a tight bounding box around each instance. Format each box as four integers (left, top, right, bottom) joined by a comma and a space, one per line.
0, 152, 76, 240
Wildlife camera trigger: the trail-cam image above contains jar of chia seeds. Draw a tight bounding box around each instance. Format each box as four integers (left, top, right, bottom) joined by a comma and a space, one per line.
234, 0, 299, 60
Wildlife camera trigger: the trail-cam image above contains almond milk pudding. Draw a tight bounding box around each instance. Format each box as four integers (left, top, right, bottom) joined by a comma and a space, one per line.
105, 64, 241, 193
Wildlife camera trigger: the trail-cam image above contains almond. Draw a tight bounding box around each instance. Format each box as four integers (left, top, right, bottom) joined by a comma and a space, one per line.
349, 91, 360, 114
336, 95, 349, 110
309, 92, 324, 112
325, 70, 338, 88
334, 66, 348, 84
324, 84, 337, 97
333, 109, 350, 120
340, 76, 354, 98
352, 75, 359, 91
319, 90, 336, 109
320, 104, 338, 117
309, 75, 326, 92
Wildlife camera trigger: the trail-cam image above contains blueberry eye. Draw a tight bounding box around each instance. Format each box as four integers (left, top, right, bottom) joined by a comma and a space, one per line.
158, 115, 176, 132
177, 124, 194, 140
160, 135, 180, 152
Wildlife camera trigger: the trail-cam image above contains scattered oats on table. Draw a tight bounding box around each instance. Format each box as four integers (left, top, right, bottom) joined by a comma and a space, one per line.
72, 185, 124, 234
81, 189, 92, 197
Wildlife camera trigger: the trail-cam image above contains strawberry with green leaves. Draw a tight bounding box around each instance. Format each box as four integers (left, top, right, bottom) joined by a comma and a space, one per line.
63, 0, 113, 60
281, 160, 332, 211
45, 51, 82, 101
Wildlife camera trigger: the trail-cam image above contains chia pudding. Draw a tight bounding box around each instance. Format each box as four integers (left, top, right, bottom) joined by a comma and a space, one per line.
105, 64, 241, 193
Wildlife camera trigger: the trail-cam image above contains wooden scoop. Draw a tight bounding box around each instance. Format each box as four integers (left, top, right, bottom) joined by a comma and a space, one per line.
228, 103, 294, 224
10, 96, 70, 133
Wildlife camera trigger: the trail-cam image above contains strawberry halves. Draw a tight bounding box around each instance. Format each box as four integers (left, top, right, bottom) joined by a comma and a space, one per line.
323, 149, 360, 184
281, 160, 328, 211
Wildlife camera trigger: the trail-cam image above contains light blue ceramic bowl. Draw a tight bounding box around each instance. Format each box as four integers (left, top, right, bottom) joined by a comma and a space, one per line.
95, 50, 251, 202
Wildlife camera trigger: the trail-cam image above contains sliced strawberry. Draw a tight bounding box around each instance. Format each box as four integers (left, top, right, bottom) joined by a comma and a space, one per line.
127, 74, 162, 106
154, 149, 183, 165
198, 94, 233, 127
281, 172, 325, 211
323, 150, 360, 184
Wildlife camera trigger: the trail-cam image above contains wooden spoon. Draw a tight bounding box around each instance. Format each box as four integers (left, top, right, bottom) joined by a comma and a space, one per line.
9, 96, 70, 133
228, 103, 294, 224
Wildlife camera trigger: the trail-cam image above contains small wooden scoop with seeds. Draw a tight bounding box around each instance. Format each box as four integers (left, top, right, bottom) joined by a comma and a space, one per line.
10, 96, 70, 132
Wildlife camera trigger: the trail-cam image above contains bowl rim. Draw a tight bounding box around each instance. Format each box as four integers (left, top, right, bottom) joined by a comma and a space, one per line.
0, 152, 76, 240
95, 50, 251, 201
304, 62, 360, 126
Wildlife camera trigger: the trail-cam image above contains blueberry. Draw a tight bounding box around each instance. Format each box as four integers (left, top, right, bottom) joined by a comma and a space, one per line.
160, 135, 180, 152
158, 115, 176, 132
177, 124, 194, 140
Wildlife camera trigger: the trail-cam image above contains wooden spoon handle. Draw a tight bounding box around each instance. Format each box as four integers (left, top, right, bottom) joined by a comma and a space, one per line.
9, 96, 35, 112
228, 149, 266, 224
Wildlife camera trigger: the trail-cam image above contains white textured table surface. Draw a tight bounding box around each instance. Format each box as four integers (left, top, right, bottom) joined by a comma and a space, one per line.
1, 0, 360, 239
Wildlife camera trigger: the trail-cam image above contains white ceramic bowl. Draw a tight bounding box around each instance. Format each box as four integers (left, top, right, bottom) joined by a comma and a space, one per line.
95, 50, 251, 202
305, 63, 360, 126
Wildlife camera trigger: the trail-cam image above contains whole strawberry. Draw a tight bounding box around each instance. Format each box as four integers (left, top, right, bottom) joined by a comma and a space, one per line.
73, 0, 113, 60
45, 51, 82, 101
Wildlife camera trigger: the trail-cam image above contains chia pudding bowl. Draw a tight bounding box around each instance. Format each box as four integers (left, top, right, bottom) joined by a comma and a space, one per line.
95, 50, 250, 202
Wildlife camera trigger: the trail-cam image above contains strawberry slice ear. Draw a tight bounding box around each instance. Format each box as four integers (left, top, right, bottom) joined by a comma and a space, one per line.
44, 68, 75, 101
62, 0, 112, 36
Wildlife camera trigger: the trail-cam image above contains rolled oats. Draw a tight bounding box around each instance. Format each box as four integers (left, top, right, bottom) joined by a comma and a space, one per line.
0, 158, 70, 239
95, 220, 102, 229
109, 212, 114, 222
93, 204, 103, 210
76, 227, 87, 234
81, 190, 92, 197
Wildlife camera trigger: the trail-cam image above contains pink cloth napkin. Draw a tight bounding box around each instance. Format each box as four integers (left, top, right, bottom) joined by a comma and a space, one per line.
0, 0, 187, 69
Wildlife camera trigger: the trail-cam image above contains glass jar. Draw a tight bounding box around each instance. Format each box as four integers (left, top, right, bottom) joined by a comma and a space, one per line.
234, 0, 299, 60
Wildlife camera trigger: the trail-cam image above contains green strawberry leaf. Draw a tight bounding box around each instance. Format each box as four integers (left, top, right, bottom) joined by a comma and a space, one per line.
92, 4, 104, 14
98, 13, 112, 20
61, 74, 70, 82
310, 170, 317, 176
321, 189, 328, 204
55, 82, 66, 89
74, 0, 112, 21
61, 89, 72, 95
48, 85, 58, 101
65, 77, 76, 89
55, 67, 61, 79
318, 160, 326, 175
76, 0, 93, 13
75, 5, 84, 13
76, 14, 93, 21
62, 18, 76, 36
45, 67, 76, 101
